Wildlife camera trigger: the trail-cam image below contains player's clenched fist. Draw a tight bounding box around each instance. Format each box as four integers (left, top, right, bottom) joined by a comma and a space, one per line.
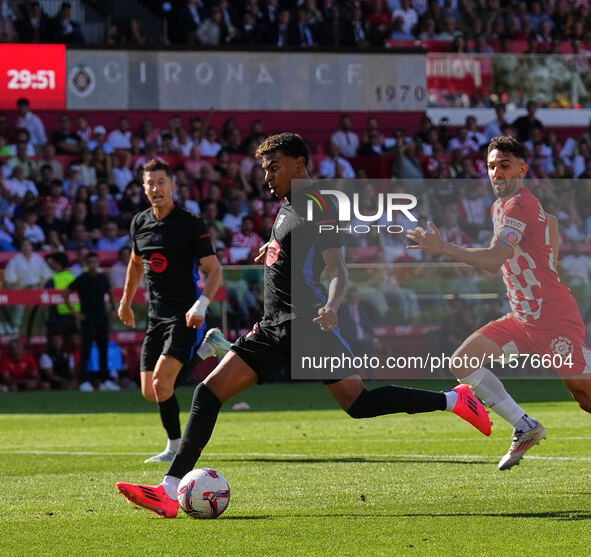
118, 304, 136, 328
186, 295, 210, 329
254, 241, 269, 264
313, 306, 338, 331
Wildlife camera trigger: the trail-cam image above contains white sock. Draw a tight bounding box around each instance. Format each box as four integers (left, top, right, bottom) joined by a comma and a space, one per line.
196, 341, 215, 360
513, 415, 537, 432
165, 438, 181, 453
459, 367, 527, 426
161, 475, 180, 501
444, 391, 458, 411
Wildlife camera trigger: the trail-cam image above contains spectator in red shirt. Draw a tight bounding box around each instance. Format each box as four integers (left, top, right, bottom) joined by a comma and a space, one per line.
366, 0, 391, 45
1, 337, 48, 391
45, 180, 72, 221
230, 216, 262, 263
231, 215, 262, 250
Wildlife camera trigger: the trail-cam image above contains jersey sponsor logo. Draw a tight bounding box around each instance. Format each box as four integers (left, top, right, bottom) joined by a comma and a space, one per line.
550, 336, 573, 356
246, 323, 259, 338
499, 226, 522, 246
502, 216, 526, 232
150, 252, 168, 273
265, 239, 281, 266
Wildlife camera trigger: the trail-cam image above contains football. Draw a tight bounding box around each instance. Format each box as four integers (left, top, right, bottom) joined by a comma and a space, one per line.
177, 468, 231, 519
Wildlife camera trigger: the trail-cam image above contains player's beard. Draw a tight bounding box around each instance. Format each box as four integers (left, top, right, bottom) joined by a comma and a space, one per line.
493, 178, 520, 199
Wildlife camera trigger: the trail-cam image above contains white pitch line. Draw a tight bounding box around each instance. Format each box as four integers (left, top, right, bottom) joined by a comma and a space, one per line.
3, 449, 590, 462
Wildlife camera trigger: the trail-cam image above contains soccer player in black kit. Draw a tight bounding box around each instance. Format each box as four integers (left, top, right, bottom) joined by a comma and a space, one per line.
64, 251, 120, 392
117, 133, 491, 517
118, 159, 231, 463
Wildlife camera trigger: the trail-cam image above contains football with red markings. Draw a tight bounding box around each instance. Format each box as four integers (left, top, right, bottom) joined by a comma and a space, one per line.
177, 468, 231, 519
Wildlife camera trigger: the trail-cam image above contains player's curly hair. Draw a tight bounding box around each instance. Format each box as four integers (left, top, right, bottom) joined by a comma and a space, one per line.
255, 132, 310, 165
143, 158, 173, 178
488, 136, 527, 161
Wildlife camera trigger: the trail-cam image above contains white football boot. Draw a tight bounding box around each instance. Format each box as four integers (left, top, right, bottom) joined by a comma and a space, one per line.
197, 328, 232, 360
498, 422, 547, 470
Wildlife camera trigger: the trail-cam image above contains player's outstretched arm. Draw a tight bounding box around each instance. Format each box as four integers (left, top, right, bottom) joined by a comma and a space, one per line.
406, 221, 513, 273
186, 254, 222, 329
313, 247, 348, 331
118, 250, 143, 328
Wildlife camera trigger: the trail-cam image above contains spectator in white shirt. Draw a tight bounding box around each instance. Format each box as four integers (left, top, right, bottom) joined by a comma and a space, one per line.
174, 127, 195, 156
107, 116, 132, 150
77, 149, 97, 188
87, 125, 114, 154
199, 126, 223, 156
96, 222, 130, 251
177, 184, 201, 216
447, 127, 479, 156
7, 127, 36, 159
22, 209, 46, 248
76, 113, 92, 143
222, 196, 248, 233
239, 139, 261, 177
465, 115, 487, 148
330, 114, 360, 158
392, 0, 418, 34
484, 103, 508, 141
319, 142, 356, 178
7, 165, 38, 202
16, 98, 47, 152
4, 239, 52, 289
112, 152, 133, 194
562, 241, 591, 283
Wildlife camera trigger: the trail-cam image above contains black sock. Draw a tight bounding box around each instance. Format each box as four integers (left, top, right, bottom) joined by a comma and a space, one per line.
158, 394, 181, 440
167, 383, 221, 479
347, 386, 446, 418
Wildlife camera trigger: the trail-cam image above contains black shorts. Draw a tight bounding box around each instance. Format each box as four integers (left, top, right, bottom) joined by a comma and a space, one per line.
141, 317, 206, 378
230, 319, 353, 384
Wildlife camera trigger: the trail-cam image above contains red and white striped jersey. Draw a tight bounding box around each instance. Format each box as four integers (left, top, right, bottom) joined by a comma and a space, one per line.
491, 187, 574, 322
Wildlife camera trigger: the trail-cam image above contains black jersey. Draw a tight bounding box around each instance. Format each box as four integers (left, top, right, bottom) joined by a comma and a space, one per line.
69, 272, 111, 320
262, 185, 340, 326
131, 206, 214, 319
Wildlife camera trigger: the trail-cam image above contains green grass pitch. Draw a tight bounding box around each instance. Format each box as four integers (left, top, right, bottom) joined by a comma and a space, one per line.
1, 380, 590, 556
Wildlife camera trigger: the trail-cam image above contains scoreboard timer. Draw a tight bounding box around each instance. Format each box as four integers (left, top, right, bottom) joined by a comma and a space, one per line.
0, 44, 66, 109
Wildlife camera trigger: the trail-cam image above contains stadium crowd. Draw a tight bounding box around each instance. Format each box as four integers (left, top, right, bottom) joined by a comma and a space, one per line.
2, 97, 591, 390
1, 0, 590, 52
1, 99, 591, 264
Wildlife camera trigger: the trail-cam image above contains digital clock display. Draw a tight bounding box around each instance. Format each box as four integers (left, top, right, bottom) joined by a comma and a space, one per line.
7, 69, 56, 90
0, 44, 66, 109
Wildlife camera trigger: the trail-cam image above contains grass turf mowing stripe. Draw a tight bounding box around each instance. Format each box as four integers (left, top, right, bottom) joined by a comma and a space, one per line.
5, 449, 591, 462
